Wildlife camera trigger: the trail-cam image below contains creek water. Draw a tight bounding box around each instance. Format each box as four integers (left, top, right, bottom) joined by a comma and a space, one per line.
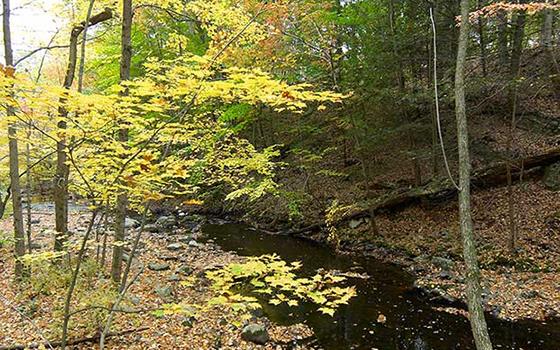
201, 223, 560, 350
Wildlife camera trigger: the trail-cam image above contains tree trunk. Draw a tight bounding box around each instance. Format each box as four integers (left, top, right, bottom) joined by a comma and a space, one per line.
25, 128, 32, 254
455, 0, 493, 349
3, 0, 26, 279
111, 0, 133, 284
54, 7, 113, 251
497, 10, 509, 65
477, 0, 487, 77
540, 7, 553, 48
77, 0, 96, 93
509, 5, 527, 78
60, 211, 98, 350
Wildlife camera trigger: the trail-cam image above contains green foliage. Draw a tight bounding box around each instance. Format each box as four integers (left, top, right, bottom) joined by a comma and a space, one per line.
0, 230, 13, 247
219, 103, 254, 132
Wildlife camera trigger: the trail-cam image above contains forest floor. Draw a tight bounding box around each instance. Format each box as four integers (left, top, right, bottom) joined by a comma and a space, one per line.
0, 208, 312, 349
249, 102, 560, 323
330, 179, 560, 322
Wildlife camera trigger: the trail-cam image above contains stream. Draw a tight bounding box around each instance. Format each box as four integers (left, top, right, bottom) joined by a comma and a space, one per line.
200, 223, 560, 350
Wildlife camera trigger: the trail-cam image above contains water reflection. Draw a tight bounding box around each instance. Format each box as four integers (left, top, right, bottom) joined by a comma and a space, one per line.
201, 223, 560, 350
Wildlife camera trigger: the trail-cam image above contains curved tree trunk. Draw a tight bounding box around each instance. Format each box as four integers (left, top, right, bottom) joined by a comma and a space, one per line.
455, 0, 493, 349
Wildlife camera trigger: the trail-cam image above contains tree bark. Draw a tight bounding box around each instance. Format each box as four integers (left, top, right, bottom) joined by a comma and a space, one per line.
25, 128, 32, 254
111, 0, 132, 284
509, 4, 527, 78
477, 0, 488, 77
3, 0, 26, 279
497, 10, 509, 65
77, 0, 96, 93
455, 0, 493, 349
54, 7, 112, 251
60, 211, 98, 350
540, 6, 553, 48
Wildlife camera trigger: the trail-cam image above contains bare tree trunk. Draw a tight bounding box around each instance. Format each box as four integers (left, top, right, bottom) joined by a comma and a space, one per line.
477, 0, 488, 77
497, 11, 509, 65
60, 211, 98, 350
54, 8, 112, 251
25, 127, 32, 254
540, 6, 553, 48
100, 203, 109, 267
77, 0, 95, 92
111, 0, 132, 284
455, 0, 493, 349
506, 91, 519, 253
389, 0, 405, 90
3, 0, 26, 279
540, 4, 560, 79
509, 4, 527, 78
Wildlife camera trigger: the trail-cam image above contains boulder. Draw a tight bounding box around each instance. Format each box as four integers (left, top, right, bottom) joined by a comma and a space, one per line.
125, 217, 140, 229
167, 274, 181, 282
543, 162, 560, 191
156, 215, 176, 229
155, 285, 173, 300
166, 243, 184, 251
188, 240, 199, 248
176, 264, 193, 276
241, 324, 269, 345
144, 223, 159, 233
439, 270, 452, 280
520, 290, 539, 299
177, 235, 193, 243
129, 295, 141, 305
349, 218, 364, 229
181, 315, 196, 328
148, 262, 170, 271
431, 256, 454, 270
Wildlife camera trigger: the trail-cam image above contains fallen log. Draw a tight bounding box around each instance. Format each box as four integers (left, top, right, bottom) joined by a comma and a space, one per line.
0, 327, 148, 350
283, 148, 560, 235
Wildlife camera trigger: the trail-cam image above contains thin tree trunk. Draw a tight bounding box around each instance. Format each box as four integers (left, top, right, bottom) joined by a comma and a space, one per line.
60, 211, 98, 350
456, 0, 493, 349
3, 0, 26, 279
111, 0, 133, 284
540, 6, 553, 48
389, 0, 405, 90
477, 0, 488, 77
428, 20, 439, 178
77, 0, 95, 93
25, 127, 32, 254
54, 8, 112, 251
497, 11, 509, 65
100, 203, 109, 267
506, 103, 518, 253
509, 4, 527, 78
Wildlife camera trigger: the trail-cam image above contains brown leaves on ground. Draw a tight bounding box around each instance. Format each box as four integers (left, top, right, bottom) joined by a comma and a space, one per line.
0, 210, 313, 349
355, 179, 560, 321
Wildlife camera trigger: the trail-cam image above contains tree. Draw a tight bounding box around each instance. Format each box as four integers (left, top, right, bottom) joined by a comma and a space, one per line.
455, 0, 493, 349
111, 0, 132, 284
54, 7, 113, 251
2, 0, 26, 279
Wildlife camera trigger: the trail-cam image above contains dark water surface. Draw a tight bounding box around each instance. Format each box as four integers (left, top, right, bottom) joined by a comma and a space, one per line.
201, 223, 560, 350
